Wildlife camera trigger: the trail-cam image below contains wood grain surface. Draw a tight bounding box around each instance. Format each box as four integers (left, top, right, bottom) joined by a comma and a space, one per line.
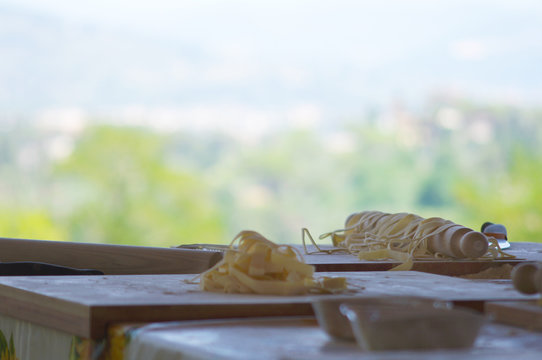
0, 272, 537, 339
485, 300, 542, 331
302, 242, 542, 276
3, 238, 539, 276
178, 242, 541, 276
0, 237, 222, 275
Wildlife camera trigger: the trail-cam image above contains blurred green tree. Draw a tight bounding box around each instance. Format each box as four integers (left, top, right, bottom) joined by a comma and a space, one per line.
1, 100, 540, 247
455, 147, 542, 243
0, 208, 65, 241
53, 125, 226, 246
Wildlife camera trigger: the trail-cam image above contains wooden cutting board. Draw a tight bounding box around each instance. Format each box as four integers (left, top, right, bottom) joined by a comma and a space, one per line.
0, 237, 222, 275
305, 253, 523, 276
302, 242, 541, 276
486, 300, 542, 331
179, 242, 540, 277
0, 272, 537, 339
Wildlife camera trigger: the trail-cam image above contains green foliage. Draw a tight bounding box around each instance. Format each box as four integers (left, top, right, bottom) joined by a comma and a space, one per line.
455, 147, 542, 243
53, 125, 226, 246
0, 209, 64, 241
0, 100, 541, 246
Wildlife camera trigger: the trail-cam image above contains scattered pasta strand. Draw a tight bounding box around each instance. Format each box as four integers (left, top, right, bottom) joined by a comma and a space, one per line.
302, 210, 515, 270
198, 230, 347, 295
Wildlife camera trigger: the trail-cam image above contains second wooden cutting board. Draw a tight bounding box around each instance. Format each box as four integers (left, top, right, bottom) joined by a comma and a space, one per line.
0, 272, 536, 339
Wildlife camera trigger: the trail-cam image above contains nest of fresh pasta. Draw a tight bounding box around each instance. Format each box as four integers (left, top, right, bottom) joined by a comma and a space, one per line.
303, 210, 514, 270
198, 230, 347, 295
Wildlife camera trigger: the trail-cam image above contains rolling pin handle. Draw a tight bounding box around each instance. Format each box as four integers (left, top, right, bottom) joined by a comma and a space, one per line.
512, 262, 542, 295
459, 231, 489, 259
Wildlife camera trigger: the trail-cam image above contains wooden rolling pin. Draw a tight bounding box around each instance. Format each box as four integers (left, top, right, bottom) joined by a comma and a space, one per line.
0, 237, 223, 275
343, 211, 490, 259
512, 262, 542, 295
426, 224, 489, 259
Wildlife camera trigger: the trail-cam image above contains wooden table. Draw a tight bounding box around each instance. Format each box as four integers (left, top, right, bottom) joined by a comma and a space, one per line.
1, 241, 541, 359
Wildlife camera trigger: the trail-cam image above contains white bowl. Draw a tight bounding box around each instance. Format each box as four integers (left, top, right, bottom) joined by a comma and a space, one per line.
312, 296, 450, 341
340, 303, 485, 351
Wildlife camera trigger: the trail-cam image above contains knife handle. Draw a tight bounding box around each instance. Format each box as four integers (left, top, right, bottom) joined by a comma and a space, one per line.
0, 262, 104, 276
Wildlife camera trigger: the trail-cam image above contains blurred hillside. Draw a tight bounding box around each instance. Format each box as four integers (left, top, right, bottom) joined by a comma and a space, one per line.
1, 1, 541, 245
1, 98, 541, 245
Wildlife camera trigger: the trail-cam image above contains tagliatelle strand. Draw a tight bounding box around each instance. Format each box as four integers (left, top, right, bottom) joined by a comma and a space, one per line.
198, 230, 347, 295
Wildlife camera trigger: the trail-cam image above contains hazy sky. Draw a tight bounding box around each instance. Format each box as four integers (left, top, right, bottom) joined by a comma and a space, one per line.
2, 0, 542, 128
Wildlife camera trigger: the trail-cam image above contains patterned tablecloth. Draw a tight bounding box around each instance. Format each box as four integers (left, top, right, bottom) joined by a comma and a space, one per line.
0, 313, 90, 360
0, 313, 134, 360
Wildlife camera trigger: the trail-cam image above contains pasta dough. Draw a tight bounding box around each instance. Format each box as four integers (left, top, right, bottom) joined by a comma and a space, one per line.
199, 230, 347, 295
